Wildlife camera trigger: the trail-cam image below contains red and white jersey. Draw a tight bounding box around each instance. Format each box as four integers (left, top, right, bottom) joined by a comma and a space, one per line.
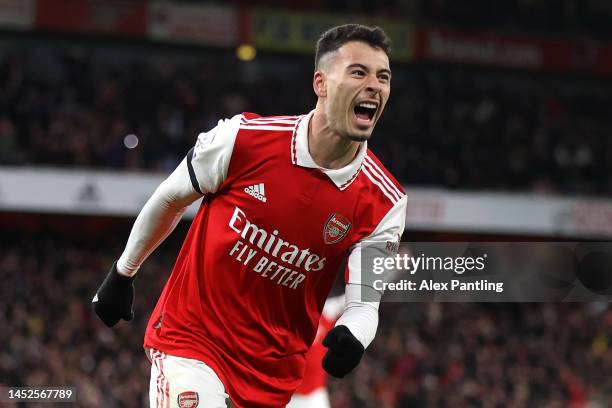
144, 111, 407, 407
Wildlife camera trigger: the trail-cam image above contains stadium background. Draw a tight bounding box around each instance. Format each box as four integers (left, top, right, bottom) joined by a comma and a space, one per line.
1, 0, 612, 406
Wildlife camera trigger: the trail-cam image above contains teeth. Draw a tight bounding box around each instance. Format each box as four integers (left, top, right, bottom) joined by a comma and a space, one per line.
357, 102, 377, 110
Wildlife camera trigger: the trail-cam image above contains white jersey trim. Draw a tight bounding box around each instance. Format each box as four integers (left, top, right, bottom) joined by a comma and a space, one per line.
362, 161, 402, 203
364, 155, 404, 198
291, 110, 366, 190
239, 115, 298, 132
241, 118, 299, 125
239, 125, 296, 131
243, 115, 300, 122
361, 166, 398, 204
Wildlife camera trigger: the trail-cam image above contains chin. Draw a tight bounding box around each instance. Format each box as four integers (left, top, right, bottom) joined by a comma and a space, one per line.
346, 132, 371, 142
346, 124, 374, 142
344, 118, 377, 142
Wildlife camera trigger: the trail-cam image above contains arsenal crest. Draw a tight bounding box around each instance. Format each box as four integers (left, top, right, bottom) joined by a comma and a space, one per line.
323, 213, 351, 244
177, 391, 199, 408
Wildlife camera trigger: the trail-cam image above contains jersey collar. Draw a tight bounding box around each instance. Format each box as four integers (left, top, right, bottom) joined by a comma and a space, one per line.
291, 110, 366, 191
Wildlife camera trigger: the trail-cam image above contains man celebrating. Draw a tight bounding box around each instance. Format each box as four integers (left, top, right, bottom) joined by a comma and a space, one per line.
93, 24, 406, 408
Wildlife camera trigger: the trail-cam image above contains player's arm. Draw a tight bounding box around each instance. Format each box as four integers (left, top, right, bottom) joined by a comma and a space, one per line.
322, 194, 407, 377
92, 116, 242, 327
92, 160, 200, 327
118, 159, 201, 275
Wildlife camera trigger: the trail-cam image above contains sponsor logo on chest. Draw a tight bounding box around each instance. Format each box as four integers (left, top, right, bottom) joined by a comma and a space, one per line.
227, 206, 332, 290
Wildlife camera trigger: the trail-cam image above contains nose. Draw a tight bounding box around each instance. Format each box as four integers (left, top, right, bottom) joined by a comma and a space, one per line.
365, 75, 383, 95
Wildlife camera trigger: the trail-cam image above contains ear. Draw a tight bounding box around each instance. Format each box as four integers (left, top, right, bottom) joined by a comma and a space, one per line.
313, 70, 326, 98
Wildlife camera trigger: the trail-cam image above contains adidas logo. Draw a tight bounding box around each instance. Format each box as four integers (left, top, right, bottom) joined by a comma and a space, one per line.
244, 183, 267, 202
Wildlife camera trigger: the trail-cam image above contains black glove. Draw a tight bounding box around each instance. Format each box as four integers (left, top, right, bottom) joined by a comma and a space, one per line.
322, 325, 365, 378
92, 261, 135, 327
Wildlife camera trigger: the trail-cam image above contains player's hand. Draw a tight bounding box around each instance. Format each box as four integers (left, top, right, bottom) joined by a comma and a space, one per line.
92, 261, 135, 327
322, 325, 364, 378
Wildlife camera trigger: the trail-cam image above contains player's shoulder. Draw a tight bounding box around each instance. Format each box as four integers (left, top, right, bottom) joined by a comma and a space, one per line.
237, 112, 303, 131
357, 149, 406, 206
201, 113, 303, 145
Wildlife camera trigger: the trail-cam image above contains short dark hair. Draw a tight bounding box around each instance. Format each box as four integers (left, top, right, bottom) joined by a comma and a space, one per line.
314, 24, 391, 69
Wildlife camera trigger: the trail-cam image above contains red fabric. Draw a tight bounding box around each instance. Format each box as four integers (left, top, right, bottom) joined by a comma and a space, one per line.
144, 113, 403, 407
294, 315, 335, 395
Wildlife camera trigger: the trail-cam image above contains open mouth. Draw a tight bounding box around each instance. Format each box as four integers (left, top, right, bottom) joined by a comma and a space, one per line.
353, 101, 378, 124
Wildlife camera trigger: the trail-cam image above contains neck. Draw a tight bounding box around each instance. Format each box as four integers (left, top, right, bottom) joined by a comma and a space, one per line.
308, 104, 362, 169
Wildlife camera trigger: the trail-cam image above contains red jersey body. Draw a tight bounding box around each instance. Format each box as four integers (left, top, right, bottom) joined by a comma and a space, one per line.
144, 112, 406, 407
293, 293, 344, 395
293, 315, 334, 395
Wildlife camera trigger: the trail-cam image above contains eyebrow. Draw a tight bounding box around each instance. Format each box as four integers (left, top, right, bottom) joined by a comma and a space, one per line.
346, 63, 392, 77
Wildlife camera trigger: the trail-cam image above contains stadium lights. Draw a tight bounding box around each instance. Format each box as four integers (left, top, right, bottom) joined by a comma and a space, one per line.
124, 134, 139, 149
236, 44, 257, 61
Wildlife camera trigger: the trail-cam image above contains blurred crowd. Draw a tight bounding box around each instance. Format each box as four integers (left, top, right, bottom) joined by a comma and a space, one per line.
2, 37, 612, 195
1, 228, 611, 407
0, 230, 168, 407
333, 302, 612, 408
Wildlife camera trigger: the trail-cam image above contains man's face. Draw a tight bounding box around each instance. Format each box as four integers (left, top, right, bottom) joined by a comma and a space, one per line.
316, 41, 391, 142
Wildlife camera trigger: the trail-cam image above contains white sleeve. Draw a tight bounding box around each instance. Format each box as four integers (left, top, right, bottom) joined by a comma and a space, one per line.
346, 194, 407, 286
335, 284, 379, 348
116, 159, 201, 276
116, 116, 242, 276
186, 115, 242, 195
336, 194, 407, 348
